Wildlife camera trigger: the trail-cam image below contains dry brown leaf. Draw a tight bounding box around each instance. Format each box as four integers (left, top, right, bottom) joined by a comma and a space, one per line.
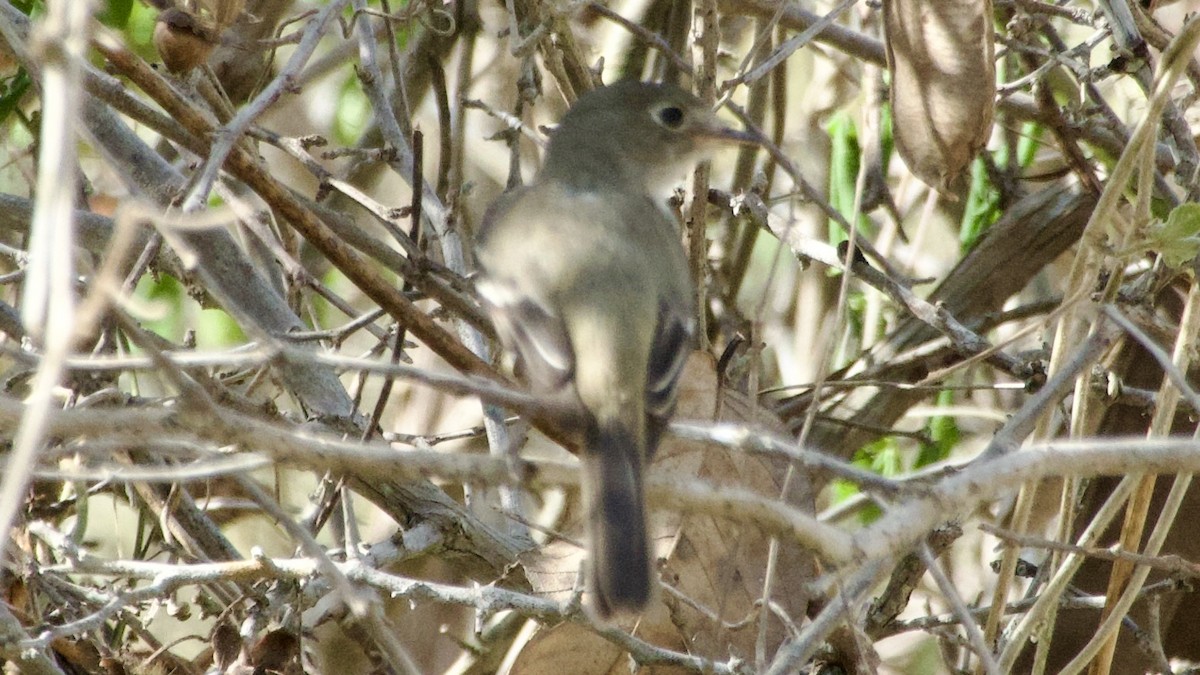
248, 628, 300, 673
211, 620, 243, 673
884, 0, 995, 194
505, 621, 642, 675
508, 353, 817, 673
50, 637, 102, 673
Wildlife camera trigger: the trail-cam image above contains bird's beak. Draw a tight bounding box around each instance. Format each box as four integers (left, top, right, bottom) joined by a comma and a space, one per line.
694, 117, 764, 146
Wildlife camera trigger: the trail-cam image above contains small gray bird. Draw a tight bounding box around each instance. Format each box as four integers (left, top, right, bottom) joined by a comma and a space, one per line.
475, 80, 754, 617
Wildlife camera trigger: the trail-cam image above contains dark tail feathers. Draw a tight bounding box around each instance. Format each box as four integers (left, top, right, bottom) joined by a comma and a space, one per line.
583, 422, 651, 618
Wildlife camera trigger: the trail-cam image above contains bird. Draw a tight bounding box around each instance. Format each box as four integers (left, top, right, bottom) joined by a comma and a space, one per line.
474, 80, 755, 617
153, 7, 219, 74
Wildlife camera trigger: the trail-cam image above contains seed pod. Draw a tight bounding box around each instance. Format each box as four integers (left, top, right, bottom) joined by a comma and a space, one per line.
884, 0, 995, 195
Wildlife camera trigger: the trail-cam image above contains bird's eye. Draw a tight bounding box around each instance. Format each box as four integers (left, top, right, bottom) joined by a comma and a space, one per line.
656, 106, 685, 129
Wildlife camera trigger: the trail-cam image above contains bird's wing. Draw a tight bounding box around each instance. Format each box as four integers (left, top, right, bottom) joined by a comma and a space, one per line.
475, 277, 574, 391
645, 298, 695, 433
475, 187, 576, 391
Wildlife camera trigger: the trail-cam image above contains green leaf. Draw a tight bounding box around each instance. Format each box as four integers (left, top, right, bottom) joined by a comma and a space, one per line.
124, 2, 161, 57
334, 75, 370, 145
879, 100, 893, 176
917, 388, 960, 467
856, 436, 901, 477
1150, 202, 1200, 268
825, 111, 860, 241
1016, 122, 1044, 168
0, 70, 31, 125
97, 0, 133, 28
959, 156, 1000, 251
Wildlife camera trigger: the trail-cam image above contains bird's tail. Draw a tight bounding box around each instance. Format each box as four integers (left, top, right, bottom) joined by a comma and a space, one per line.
582, 420, 651, 618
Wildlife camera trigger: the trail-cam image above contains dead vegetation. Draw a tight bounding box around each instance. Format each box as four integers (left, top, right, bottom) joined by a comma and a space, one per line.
2, 0, 1200, 673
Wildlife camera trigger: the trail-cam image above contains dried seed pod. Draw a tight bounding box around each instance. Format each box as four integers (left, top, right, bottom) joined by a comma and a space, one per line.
154, 7, 218, 73
884, 0, 995, 194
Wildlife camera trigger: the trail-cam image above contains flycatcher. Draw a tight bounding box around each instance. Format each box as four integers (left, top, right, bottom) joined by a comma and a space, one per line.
475, 80, 754, 617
